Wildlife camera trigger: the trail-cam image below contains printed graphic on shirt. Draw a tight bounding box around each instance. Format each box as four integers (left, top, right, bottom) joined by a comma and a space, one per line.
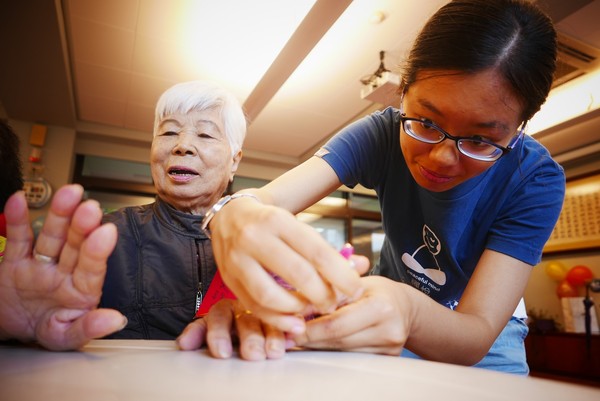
401, 224, 447, 295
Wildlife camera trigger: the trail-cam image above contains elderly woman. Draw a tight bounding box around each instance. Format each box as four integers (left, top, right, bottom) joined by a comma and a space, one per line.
1, 81, 285, 360
99, 81, 245, 339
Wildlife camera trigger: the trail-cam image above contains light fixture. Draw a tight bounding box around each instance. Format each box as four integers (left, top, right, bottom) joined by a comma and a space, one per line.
360, 51, 402, 106
369, 11, 386, 24
527, 68, 600, 136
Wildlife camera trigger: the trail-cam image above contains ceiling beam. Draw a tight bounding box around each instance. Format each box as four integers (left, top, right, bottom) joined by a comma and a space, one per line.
243, 0, 352, 122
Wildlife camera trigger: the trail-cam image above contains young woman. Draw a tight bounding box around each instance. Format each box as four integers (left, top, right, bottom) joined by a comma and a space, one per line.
201, 0, 565, 374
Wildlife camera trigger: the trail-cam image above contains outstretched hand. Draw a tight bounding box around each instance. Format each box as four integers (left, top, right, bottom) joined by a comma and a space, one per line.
0, 185, 126, 350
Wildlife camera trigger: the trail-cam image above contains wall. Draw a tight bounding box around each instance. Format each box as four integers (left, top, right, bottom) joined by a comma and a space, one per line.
9, 119, 76, 222
73, 129, 316, 186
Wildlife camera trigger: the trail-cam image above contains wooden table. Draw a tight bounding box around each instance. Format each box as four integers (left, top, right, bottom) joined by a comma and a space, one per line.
1, 340, 599, 401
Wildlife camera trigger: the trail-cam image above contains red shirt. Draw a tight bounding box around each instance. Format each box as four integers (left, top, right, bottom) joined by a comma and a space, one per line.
0, 213, 6, 237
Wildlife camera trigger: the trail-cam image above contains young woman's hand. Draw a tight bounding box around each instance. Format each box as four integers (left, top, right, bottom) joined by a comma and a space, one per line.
288, 276, 415, 355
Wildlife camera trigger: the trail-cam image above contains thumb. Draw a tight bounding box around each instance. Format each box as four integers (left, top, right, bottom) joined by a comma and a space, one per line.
38, 308, 127, 351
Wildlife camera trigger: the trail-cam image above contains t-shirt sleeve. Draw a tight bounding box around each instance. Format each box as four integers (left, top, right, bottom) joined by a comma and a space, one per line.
317, 107, 397, 189
486, 156, 566, 265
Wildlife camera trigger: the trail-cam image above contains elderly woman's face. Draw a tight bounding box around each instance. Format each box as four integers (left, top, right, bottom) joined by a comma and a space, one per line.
150, 107, 241, 214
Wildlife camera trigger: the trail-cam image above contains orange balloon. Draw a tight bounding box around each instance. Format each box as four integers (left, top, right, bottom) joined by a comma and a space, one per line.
556, 279, 578, 298
544, 262, 567, 282
565, 265, 594, 287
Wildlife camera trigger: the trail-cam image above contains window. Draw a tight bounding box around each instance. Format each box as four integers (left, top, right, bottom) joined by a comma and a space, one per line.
72, 160, 384, 265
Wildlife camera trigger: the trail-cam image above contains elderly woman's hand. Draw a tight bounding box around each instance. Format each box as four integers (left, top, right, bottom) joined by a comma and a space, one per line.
176, 298, 287, 361
0, 185, 126, 350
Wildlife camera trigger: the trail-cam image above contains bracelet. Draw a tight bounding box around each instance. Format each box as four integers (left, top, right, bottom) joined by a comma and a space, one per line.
200, 193, 260, 239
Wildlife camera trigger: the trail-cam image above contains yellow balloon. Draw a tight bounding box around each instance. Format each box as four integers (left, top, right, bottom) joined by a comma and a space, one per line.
545, 262, 567, 282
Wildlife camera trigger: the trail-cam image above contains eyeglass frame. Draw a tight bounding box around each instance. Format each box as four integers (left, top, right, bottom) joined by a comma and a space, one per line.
398, 92, 526, 162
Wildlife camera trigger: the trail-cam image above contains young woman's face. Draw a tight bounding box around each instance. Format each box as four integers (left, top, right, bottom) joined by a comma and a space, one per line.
151, 107, 241, 214
400, 69, 524, 192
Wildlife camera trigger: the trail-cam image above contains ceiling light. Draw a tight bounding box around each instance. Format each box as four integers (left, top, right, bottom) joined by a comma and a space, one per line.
369, 11, 386, 24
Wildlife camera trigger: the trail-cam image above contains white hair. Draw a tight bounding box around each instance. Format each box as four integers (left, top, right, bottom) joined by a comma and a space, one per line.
153, 81, 247, 155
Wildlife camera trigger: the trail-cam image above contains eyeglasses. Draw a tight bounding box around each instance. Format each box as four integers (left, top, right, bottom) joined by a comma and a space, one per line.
399, 101, 525, 162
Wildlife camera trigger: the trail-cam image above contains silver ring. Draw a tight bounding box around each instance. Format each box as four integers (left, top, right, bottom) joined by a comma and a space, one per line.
33, 250, 58, 264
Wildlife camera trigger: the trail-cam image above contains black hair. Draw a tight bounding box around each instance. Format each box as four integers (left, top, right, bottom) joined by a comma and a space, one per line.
401, 0, 557, 122
0, 120, 24, 211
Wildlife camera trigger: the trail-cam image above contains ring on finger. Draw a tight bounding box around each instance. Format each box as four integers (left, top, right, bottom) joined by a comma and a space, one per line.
33, 250, 58, 264
234, 310, 253, 319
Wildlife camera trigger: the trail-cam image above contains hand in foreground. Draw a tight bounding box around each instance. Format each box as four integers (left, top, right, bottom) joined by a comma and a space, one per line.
211, 197, 366, 334
288, 276, 415, 356
176, 298, 286, 361
0, 185, 126, 350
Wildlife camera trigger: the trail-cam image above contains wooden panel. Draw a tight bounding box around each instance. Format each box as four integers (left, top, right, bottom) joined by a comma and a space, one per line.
525, 332, 600, 384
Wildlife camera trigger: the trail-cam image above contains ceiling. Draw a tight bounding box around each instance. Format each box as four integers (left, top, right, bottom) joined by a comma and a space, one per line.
1, 0, 600, 171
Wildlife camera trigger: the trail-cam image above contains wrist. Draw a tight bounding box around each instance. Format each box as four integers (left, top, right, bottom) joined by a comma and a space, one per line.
201, 193, 261, 238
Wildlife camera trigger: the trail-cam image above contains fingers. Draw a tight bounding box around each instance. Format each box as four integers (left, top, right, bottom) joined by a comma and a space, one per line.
298, 322, 405, 356
350, 255, 371, 276
34, 185, 85, 263
292, 299, 378, 346
3, 191, 34, 262
246, 226, 340, 313
263, 322, 286, 359
222, 250, 307, 314
214, 205, 363, 319
234, 307, 286, 361
225, 275, 307, 334
290, 279, 410, 356
280, 227, 364, 311
176, 319, 208, 351
235, 309, 267, 361
37, 308, 127, 351
80, 309, 128, 343
58, 198, 105, 276
204, 300, 235, 358
199, 299, 287, 361
71, 222, 118, 296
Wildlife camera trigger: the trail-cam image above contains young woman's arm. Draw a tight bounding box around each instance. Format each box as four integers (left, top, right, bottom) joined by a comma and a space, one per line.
291, 249, 531, 365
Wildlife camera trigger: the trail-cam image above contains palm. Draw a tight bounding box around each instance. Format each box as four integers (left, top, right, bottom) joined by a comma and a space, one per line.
0, 186, 123, 350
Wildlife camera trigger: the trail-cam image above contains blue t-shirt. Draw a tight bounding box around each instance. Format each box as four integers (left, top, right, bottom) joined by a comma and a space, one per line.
319, 107, 565, 309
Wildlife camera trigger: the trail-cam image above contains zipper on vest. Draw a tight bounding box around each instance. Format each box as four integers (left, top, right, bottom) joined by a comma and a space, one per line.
195, 282, 203, 313
195, 239, 203, 314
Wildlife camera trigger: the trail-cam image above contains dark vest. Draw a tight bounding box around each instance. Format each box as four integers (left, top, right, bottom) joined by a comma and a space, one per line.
100, 197, 215, 339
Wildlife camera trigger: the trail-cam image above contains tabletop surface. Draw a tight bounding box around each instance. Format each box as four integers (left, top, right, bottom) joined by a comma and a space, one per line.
1, 339, 599, 401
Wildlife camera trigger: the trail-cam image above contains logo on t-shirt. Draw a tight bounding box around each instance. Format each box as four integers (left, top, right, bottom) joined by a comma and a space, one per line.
401, 224, 447, 294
